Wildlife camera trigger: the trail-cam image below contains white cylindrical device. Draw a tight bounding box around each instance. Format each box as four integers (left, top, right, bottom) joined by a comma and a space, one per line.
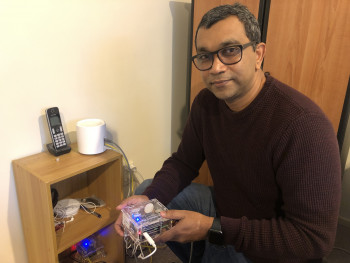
76, 119, 106, 155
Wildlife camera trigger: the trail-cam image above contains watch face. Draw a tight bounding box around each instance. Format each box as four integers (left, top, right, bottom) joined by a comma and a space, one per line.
209, 229, 224, 245
208, 218, 224, 245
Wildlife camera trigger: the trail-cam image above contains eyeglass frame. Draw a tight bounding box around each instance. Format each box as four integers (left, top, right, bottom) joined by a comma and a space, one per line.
191, 41, 257, 71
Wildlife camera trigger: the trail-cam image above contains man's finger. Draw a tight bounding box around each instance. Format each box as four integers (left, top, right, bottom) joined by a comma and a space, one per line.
114, 216, 124, 236
116, 195, 149, 210
155, 227, 176, 243
160, 209, 186, 220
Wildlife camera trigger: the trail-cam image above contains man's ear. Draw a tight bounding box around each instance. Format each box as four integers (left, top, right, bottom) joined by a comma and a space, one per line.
255, 42, 266, 70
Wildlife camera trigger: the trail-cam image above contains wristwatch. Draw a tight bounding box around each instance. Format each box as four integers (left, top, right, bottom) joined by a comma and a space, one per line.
208, 217, 224, 245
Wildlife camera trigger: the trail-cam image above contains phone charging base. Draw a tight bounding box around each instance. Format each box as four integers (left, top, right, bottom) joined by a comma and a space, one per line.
47, 143, 71, 156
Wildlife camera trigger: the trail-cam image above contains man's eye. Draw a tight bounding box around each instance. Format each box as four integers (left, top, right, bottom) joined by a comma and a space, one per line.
197, 53, 211, 61
221, 47, 240, 57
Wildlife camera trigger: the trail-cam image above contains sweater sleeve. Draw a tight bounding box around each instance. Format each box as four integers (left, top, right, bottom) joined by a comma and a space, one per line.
222, 113, 341, 261
142, 95, 206, 205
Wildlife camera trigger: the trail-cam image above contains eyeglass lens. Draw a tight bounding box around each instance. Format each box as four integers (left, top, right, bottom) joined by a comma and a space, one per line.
193, 46, 242, 71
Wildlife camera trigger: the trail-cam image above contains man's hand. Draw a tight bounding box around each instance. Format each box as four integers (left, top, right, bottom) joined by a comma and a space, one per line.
155, 210, 214, 243
114, 195, 149, 236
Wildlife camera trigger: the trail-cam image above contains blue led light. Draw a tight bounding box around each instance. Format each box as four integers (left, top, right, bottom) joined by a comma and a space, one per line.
81, 238, 90, 248
132, 214, 141, 223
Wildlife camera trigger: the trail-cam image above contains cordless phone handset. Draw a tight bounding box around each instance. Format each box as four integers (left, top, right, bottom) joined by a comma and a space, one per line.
45, 107, 71, 156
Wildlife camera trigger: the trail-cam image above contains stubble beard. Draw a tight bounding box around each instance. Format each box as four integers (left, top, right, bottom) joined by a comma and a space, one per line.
207, 79, 245, 104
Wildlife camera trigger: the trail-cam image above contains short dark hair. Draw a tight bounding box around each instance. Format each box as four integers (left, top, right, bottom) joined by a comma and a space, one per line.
195, 3, 261, 50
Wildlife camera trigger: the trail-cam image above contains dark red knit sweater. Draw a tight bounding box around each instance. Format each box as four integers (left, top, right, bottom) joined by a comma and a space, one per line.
143, 74, 341, 262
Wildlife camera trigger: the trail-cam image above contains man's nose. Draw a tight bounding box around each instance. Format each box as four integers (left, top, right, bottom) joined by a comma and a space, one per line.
210, 54, 226, 73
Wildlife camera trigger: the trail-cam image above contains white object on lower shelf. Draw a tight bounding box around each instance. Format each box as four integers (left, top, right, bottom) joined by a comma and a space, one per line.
54, 199, 81, 218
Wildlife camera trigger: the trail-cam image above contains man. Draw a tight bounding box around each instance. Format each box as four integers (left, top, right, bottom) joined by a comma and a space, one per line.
115, 3, 341, 262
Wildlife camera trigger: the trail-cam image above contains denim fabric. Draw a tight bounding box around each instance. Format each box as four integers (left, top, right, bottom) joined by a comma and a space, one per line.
135, 179, 251, 263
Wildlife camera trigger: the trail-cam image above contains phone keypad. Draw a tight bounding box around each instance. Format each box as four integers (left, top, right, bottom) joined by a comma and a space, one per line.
54, 132, 67, 148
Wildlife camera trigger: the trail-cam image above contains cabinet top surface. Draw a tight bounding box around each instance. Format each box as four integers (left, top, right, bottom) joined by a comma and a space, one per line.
12, 145, 121, 184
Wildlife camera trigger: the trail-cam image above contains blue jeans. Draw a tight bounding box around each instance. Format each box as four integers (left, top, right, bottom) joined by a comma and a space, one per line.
135, 179, 251, 263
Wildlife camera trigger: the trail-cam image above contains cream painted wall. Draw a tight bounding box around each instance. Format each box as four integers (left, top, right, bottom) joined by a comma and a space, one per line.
0, 0, 191, 262
1, 0, 349, 262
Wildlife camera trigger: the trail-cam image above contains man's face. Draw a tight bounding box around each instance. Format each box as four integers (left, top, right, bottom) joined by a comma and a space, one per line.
196, 16, 258, 105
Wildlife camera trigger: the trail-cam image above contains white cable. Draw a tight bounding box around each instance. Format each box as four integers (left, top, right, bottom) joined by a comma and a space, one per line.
80, 202, 97, 213
104, 139, 133, 197
134, 170, 145, 184
138, 232, 157, 260
54, 199, 80, 219
189, 241, 193, 263
143, 232, 156, 247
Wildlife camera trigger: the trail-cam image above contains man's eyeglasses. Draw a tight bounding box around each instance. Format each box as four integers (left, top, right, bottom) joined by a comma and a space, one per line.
192, 41, 256, 71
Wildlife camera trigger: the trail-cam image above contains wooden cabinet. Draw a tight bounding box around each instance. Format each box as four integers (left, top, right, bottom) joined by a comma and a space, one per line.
12, 145, 124, 263
263, 0, 350, 132
190, 0, 350, 185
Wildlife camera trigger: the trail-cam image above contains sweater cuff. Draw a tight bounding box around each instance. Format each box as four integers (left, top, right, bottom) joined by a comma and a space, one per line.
221, 216, 241, 245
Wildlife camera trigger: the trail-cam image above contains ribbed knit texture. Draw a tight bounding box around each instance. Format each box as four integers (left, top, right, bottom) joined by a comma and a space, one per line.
143, 74, 341, 262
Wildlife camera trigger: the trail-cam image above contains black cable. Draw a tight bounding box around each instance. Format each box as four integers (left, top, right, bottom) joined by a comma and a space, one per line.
333, 246, 350, 255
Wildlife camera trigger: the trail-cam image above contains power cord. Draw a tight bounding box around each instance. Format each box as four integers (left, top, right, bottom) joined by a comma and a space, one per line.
124, 232, 157, 261
138, 232, 157, 260
104, 139, 133, 197
333, 246, 350, 255
80, 202, 101, 218
189, 241, 193, 263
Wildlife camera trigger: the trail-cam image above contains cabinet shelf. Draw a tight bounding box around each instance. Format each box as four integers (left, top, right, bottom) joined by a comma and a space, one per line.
13, 145, 125, 263
56, 206, 117, 254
